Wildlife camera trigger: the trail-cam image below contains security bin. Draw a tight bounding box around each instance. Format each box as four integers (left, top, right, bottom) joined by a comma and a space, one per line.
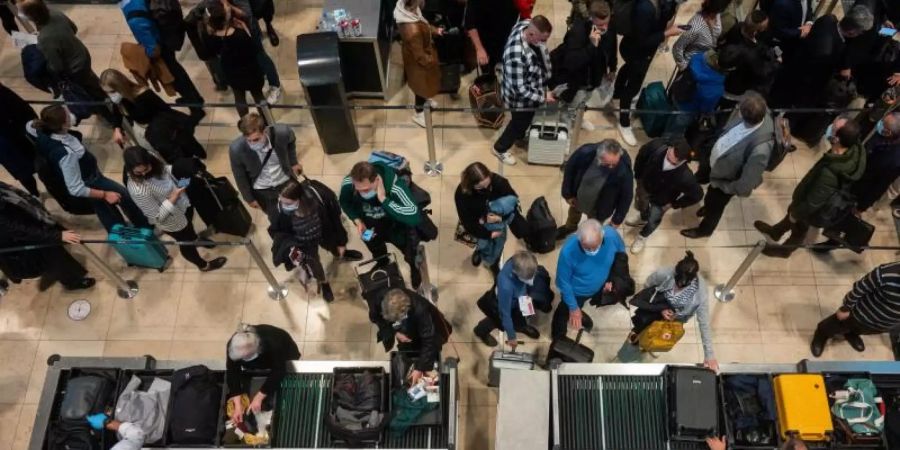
219, 375, 276, 448
822, 372, 886, 450
719, 373, 783, 450
42, 368, 122, 450
296, 31, 359, 154
114, 369, 175, 447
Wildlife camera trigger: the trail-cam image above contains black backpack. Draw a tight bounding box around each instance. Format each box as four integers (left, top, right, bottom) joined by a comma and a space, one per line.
168, 365, 221, 445
48, 419, 100, 450
59, 375, 116, 420
525, 196, 557, 254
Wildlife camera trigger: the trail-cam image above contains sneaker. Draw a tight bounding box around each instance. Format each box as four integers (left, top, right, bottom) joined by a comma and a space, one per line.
581, 118, 596, 131
491, 148, 517, 165
471, 250, 482, 267
426, 98, 439, 109
624, 215, 647, 227
411, 111, 426, 128
617, 124, 637, 146
266, 86, 283, 105
630, 236, 646, 254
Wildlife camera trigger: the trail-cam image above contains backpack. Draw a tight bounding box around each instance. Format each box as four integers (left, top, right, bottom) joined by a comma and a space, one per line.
60, 375, 116, 420
524, 196, 556, 253
168, 365, 221, 445
767, 112, 796, 171
48, 419, 100, 450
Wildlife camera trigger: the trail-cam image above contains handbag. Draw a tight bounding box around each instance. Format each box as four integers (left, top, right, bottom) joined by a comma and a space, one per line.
454, 221, 477, 248
628, 287, 670, 311
823, 214, 875, 254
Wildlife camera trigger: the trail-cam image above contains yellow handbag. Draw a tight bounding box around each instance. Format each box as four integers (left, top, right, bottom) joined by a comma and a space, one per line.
638, 320, 685, 353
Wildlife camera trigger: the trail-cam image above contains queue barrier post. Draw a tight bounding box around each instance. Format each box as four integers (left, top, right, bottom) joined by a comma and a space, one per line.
76, 243, 139, 299
714, 239, 766, 303
244, 238, 288, 300
423, 104, 443, 177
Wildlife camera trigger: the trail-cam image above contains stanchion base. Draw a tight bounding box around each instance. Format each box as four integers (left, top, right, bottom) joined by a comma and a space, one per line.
117, 280, 139, 299
714, 284, 735, 303
423, 161, 444, 177
267, 285, 288, 301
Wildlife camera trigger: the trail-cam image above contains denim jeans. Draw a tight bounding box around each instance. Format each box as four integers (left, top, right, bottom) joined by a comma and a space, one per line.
634, 181, 666, 238
251, 22, 280, 88
85, 175, 150, 231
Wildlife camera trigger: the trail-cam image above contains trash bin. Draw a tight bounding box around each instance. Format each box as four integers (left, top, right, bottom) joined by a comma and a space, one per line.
296, 32, 360, 155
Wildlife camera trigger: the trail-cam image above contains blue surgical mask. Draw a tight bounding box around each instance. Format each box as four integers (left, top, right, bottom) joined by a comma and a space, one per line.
824, 124, 835, 142
877, 119, 887, 136
518, 276, 535, 286
360, 190, 377, 200
583, 246, 600, 256
248, 136, 268, 152
280, 202, 299, 213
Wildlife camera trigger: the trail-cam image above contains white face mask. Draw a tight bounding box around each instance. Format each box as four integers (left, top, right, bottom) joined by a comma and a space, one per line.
583, 246, 600, 256
242, 352, 259, 362
248, 136, 268, 152
518, 276, 535, 286
108, 92, 123, 104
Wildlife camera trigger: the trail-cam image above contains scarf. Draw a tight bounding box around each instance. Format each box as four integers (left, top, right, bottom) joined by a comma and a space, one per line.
393, 1, 427, 24
0, 181, 56, 226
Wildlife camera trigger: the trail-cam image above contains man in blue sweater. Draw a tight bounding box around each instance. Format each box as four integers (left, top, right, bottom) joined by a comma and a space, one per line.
552, 219, 626, 338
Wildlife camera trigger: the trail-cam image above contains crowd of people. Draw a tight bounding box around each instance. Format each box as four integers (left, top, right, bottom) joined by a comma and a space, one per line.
0, 0, 899, 390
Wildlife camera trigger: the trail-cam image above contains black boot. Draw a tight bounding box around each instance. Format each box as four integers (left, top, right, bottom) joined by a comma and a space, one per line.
266, 23, 279, 46
844, 333, 865, 352
321, 282, 334, 302
810, 334, 827, 357
754, 220, 788, 242
474, 319, 499, 347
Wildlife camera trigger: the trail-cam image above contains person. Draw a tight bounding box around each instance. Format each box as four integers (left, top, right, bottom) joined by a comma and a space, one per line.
464, 0, 522, 72
18, 0, 120, 125
123, 146, 228, 272
229, 112, 302, 216
118, 0, 204, 120
394, 0, 442, 128
613, 0, 682, 146
249, 0, 277, 46
811, 261, 900, 357
0, 82, 39, 196
0, 180, 94, 291
557, 139, 633, 240
628, 251, 718, 371
339, 161, 423, 288
718, 10, 780, 104
707, 436, 807, 450
27, 105, 149, 232
852, 112, 900, 214
667, 47, 741, 135
100, 68, 206, 160
86, 415, 145, 450
754, 117, 865, 258
205, 1, 267, 121
381, 288, 451, 383
549, 0, 616, 131
552, 219, 626, 338
672, 0, 731, 71
226, 324, 301, 423
492, 15, 554, 166
473, 251, 546, 347
682, 92, 774, 239
455, 162, 529, 273
627, 137, 702, 253
765, 0, 814, 63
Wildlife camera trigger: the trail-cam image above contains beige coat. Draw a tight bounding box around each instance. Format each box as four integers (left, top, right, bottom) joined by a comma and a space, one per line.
398, 21, 441, 99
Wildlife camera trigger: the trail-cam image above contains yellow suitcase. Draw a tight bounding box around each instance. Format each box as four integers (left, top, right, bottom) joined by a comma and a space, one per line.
773, 374, 833, 442
638, 320, 685, 353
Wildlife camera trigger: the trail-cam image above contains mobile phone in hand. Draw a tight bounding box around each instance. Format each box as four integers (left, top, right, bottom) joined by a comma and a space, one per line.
879, 26, 897, 37
176, 178, 191, 188
362, 229, 374, 242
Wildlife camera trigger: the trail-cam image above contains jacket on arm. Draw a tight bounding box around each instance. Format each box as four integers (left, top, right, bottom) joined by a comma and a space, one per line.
120, 0, 161, 57
454, 174, 519, 240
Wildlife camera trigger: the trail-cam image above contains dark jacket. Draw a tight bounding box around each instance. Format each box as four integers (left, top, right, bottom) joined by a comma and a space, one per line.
185, 4, 218, 60
228, 124, 298, 202
561, 144, 634, 225
268, 178, 349, 267
549, 16, 617, 102
719, 26, 780, 98
852, 135, 900, 212
464, 0, 521, 65
225, 324, 301, 397
393, 289, 452, 372
0, 84, 38, 177
634, 139, 703, 209
589, 252, 636, 307
455, 173, 519, 240
0, 182, 63, 279
767, 0, 814, 43
791, 143, 867, 222
37, 10, 92, 76
620, 0, 676, 58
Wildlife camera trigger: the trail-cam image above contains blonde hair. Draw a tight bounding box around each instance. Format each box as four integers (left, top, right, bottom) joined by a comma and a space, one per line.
100, 69, 143, 101
239, 113, 267, 135
381, 289, 412, 323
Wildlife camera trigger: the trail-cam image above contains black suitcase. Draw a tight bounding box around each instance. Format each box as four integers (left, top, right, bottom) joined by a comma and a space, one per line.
168, 365, 222, 445
546, 329, 594, 366
668, 366, 719, 441
438, 63, 461, 94
187, 171, 252, 237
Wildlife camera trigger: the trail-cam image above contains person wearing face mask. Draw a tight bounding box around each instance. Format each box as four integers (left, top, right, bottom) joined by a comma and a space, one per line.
627, 251, 718, 371
552, 219, 626, 338
27, 105, 149, 232
454, 162, 529, 274
100, 69, 206, 161
123, 146, 227, 271
380, 288, 451, 385
717, 10, 780, 107
557, 139, 633, 240
850, 112, 900, 216
226, 324, 301, 424
229, 112, 302, 217
339, 161, 423, 288
473, 251, 550, 347
755, 116, 865, 258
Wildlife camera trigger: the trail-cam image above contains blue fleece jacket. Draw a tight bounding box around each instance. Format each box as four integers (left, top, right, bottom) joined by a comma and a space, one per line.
677, 52, 725, 114
496, 260, 529, 341
120, 0, 160, 57
555, 226, 626, 310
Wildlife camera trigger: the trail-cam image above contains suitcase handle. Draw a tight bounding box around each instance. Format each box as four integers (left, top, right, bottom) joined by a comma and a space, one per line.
352, 253, 397, 278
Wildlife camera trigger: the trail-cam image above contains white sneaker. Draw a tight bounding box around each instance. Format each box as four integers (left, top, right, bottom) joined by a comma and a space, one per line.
491, 148, 517, 165
426, 98, 439, 109
624, 215, 647, 227
630, 236, 646, 254
411, 111, 426, 128
617, 124, 637, 146
266, 86, 283, 105
581, 118, 596, 131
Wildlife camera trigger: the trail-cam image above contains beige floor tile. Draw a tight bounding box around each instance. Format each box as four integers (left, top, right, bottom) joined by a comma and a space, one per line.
755, 285, 822, 333
25, 341, 106, 404
0, 341, 38, 404
12, 404, 36, 450
713, 343, 768, 364
102, 340, 172, 359
168, 340, 226, 361
457, 405, 496, 450
173, 281, 247, 341
436, 282, 494, 343
43, 282, 117, 341
241, 282, 310, 342
0, 281, 51, 340
107, 280, 181, 341
0, 403, 22, 450
301, 340, 373, 360
304, 287, 376, 342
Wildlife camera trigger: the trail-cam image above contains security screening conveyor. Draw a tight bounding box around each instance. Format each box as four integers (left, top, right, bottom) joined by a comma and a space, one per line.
494, 361, 900, 450
30, 356, 458, 450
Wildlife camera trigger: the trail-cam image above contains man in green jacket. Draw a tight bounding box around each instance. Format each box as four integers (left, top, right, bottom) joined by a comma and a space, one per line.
339, 161, 423, 287
754, 116, 866, 258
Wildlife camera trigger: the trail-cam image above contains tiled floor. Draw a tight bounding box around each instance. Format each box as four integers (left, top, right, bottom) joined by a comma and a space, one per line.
0, 0, 897, 449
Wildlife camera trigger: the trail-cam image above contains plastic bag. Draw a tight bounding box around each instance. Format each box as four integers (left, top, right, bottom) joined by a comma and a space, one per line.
586, 78, 615, 109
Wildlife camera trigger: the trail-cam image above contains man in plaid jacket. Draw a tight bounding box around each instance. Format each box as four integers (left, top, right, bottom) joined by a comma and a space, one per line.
492, 15, 555, 166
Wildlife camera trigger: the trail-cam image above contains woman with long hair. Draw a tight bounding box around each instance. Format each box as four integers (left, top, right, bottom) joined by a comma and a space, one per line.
205, 1, 266, 123
394, 0, 442, 128
672, 0, 732, 70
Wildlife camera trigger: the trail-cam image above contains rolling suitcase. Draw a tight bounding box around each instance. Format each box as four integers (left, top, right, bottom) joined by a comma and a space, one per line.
438, 63, 461, 94
488, 340, 535, 388
546, 329, 594, 365
110, 223, 169, 271
188, 171, 252, 237
468, 73, 505, 129
527, 108, 569, 165
773, 374, 833, 442
637, 81, 672, 138
668, 366, 719, 441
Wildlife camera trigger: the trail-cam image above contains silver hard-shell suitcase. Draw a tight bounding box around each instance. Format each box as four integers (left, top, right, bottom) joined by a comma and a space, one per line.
527, 108, 570, 166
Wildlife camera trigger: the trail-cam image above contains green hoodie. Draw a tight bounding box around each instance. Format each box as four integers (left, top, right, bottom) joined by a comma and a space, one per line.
338, 162, 421, 227
791, 143, 867, 222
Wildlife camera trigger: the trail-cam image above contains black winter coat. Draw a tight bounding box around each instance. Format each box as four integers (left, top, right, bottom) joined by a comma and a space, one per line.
393, 289, 452, 372
0, 182, 63, 279
454, 173, 519, 240
268, 178, 349, 269
549, 16, 617, 102
634, 139, 703, 209
225, 324, 301, 397
719, 26, 780, 98
619, 0, 676, 58
852, 134, 900, 212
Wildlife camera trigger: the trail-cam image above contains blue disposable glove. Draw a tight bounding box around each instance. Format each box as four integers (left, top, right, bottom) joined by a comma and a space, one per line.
86, 413, 108, 431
